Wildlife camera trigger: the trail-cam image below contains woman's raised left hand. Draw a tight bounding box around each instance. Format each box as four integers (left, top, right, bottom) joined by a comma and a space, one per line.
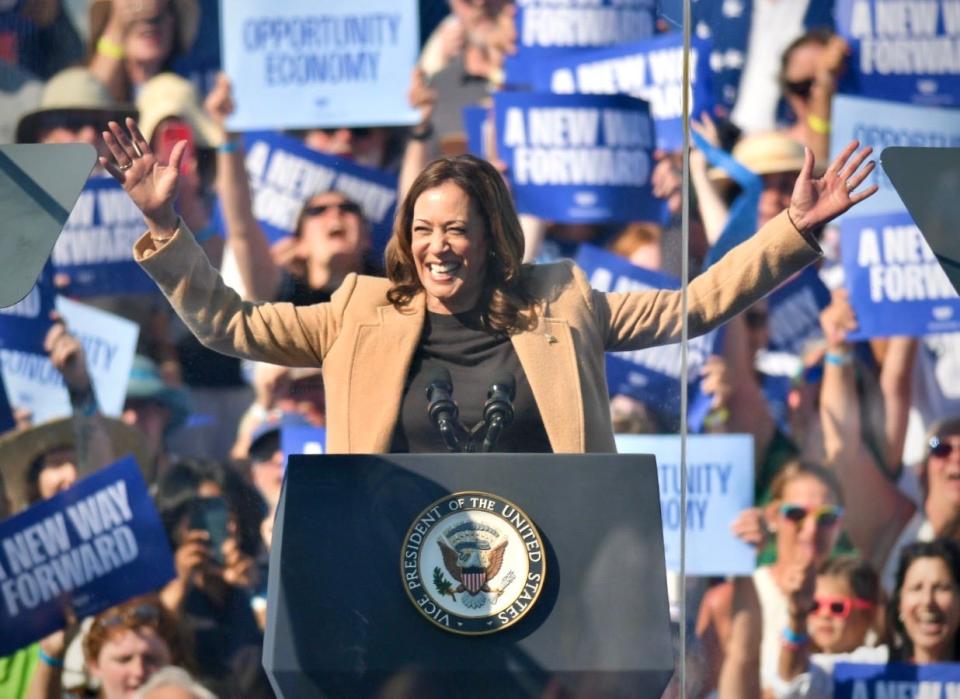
787, 139, 878, 234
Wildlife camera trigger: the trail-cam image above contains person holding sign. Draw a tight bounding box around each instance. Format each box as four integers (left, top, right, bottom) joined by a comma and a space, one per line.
771, 539, 960, 698
103, 115, 877, 453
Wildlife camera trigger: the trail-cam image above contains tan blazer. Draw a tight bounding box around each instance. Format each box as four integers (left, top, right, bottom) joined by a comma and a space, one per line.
134, 211, 819, 454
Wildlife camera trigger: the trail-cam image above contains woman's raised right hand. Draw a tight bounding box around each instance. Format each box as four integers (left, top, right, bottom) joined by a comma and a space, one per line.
101, 117, 185, 239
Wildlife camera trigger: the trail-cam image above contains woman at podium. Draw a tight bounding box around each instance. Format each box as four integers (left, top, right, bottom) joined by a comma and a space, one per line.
101, 118, 876, 454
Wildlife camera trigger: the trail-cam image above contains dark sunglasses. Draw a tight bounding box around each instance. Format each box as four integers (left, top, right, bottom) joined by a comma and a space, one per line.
784, 78, 815, 98
303, 201, 362, 218
811, 594, 874, 619
319, 127, 373, 138
93, 603, 161, 631
929, 435, 960, 458
779, 503, 843, 528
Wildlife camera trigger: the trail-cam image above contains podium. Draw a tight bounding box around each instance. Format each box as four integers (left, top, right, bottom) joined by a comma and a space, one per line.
263, 454, 675, 698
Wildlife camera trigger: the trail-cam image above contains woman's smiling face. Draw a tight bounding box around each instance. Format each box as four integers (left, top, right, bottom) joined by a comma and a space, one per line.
411, 181, 488, 315
899, 556, 960, 662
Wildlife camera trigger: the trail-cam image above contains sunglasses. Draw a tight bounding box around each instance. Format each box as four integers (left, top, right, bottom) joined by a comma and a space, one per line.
303, 201, 362, 218
784, 78, 815, 98
93, 603, 161, 632
319, 127, 373, 138
779, 503, 844, 528
929, 435, 960, 458
811, 594, 874, 619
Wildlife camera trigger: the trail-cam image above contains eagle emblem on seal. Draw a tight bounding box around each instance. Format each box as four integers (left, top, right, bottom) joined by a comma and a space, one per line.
437, 521, 509, 597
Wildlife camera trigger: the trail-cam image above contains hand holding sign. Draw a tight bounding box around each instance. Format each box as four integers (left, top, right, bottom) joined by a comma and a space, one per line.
43, 316, 91, 395
819, 289, 859, 351
101, 118, 183, 240
788, 140, 878, 234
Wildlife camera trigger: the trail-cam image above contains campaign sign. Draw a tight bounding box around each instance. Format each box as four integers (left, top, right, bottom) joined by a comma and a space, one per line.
0, 297, 139, 424
280, 424, 326, 471
0, 456, 175, 656
576, 244, 717, 411
615, 433, 755, 576
836, 0, 960, 107
533, 34, 714, 151
495, 92, 659, 223
0, 372, 14, 433
0, 272, 54, 355
766, 266, 831, 356
239, 131, 398, 254
841, 210, 960, 338
221, 0, 420, 130
48, 177, 156, 297
462, 105, 488, 158
505, 0, 656, 87
830, 95, 960, 219
834, 661, 960, 699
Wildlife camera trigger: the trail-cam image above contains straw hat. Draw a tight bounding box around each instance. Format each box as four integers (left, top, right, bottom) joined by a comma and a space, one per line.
15, 67, 136, 143
708, 131, 808, 181
89, 0, 200, 55
136, 72, 224, 148
0, 417, 151, 514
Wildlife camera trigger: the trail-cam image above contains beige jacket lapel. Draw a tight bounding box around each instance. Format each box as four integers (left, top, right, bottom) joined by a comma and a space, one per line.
511, 316, 585, 453
347, 294, 425, 452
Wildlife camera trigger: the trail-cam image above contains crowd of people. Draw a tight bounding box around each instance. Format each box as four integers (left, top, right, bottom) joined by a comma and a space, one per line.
0, 1, 957, 698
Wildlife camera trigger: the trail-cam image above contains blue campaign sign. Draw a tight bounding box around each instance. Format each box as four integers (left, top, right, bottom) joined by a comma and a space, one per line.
834, 661, 960, 699
462, 105, 487, 158
576, 244, 717, 414
830, 95, 960, 219
0, 270, 54, 354
841, 210, 960, 338
281, 424, 326, 462
495, 92, 659, 223
221, 0, 420, 130
505, 0, 656, 87
0, 456, 175, 656
836, 0, 960, 107
237, 131, 399, 255
767, 266, 831, 356
0, 372, 14, 434
615, 433, 755, 576
533, 34, 714, 151
49, 177, 157, 297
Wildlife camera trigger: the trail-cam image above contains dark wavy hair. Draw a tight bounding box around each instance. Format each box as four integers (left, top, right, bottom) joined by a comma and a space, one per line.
385, 155, 535, 335
886, 539, 960, 662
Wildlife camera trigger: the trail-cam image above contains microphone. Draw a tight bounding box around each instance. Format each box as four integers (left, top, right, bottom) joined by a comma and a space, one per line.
479, 374, 516, 452
425, 367, 462, 452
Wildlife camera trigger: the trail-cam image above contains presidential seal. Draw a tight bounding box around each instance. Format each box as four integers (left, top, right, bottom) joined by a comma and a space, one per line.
401, 491, 546, 635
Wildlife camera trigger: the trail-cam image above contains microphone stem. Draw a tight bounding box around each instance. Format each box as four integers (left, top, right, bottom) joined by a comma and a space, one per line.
437, 416, 462, 453
480, 415, 504, 453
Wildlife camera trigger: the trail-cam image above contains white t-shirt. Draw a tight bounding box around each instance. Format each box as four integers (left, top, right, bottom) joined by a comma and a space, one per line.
756, 565, 791, 690
730, 0, 810, 134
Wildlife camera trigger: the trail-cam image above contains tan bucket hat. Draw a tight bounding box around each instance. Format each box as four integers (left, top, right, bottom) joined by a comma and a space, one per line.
708, 131, 808, 181
89, 0, 200, 55
136, 72, 224, 148
0, 417, 151, 515
15, 67, 137, 143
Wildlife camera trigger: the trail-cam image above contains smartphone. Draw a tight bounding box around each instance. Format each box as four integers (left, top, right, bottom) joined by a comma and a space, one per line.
155, 121, 195, 175
188, 496, 229, 566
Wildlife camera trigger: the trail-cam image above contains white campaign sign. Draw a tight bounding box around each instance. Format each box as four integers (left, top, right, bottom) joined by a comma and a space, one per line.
0, 297, 139, 423
221, 0, 421, 130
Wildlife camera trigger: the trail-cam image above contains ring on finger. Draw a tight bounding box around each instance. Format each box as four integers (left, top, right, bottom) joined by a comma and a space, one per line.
117, 161, 133, 171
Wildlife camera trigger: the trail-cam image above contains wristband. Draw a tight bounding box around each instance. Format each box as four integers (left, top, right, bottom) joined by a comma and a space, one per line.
96, 36, 125, 60
781, 627, 810, 647
825, 351, 852, 367
38, 648, 64, 668
408, 122, 434, 142
68, 386, 99, 417
807, 114, 831, 135
217, 140, 239, 154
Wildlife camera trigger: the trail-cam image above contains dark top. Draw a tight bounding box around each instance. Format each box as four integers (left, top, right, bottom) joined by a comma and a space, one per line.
391, 311, 552, 453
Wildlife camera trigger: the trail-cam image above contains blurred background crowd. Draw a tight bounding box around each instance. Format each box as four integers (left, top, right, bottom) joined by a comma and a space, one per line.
0, 0, 958, 698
